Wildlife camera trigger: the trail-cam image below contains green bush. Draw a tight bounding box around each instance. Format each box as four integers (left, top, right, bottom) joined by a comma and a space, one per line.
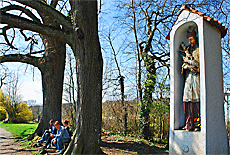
11, 102, 33, 123
0, 106, 8, 121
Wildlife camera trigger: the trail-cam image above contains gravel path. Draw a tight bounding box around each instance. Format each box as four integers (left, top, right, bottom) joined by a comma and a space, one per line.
0, 127, 32, 155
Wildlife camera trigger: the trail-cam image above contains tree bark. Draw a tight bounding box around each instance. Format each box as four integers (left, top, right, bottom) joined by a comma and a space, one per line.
66, 1, 103, 154
35, 4, 66, 135
36, 38, 66, 136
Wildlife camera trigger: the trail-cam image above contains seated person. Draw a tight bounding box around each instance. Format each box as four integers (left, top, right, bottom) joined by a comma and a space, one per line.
40, 125, 57, 148
63, 120, 72, 138
38, 119, 56, 145
52, 121, 70, 154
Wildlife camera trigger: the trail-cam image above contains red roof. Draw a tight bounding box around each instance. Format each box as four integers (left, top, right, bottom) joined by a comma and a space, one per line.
166, 4, 228, 40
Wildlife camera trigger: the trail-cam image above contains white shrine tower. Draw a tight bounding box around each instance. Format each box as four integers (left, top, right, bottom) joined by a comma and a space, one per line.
167, 4, 228, 154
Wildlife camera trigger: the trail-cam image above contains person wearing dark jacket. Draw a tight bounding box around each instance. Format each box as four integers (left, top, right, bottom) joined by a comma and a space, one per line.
39, 119, 57, 148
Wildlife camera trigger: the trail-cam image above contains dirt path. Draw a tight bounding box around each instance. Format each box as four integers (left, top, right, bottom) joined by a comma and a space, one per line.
0, 127, 63, 155
0, 127, 34, 154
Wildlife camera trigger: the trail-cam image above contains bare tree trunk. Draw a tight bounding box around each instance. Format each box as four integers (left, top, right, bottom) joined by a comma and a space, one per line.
109, 37, 128, 135
34, 38, 66, 136
131, 0, 142, 103
66, 1, 103, 154
34, 3, 66, 135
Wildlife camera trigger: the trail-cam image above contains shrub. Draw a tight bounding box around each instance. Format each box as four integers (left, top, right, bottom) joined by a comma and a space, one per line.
11, 102, 33, 123
0, 106, 8, 121
0, 89, 33, 123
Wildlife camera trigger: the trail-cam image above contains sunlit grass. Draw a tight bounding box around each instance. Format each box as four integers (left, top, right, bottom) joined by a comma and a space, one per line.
0, 121, 38, 140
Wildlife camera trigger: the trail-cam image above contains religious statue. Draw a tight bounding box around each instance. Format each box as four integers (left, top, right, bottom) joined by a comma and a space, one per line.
180, 26, 200, 131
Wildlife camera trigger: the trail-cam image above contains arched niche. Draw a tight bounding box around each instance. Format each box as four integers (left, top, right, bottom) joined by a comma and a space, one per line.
171, 21, 198, 130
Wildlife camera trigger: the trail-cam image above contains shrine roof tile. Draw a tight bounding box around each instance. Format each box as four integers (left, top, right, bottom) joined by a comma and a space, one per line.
166, 4, 227, 40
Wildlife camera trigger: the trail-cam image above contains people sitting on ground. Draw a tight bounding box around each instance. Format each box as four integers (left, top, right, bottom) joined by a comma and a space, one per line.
52, 121, 70, 154
63, 120, 72, 138
38, 119, 57, 146
40, 123, 57, 149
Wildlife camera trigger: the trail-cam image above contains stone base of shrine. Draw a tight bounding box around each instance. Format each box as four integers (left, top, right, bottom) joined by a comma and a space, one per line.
169, 130, 205, 154
169, 130, 228, 155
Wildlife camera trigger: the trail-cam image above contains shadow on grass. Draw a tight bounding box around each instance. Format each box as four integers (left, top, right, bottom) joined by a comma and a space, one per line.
15, 128, 34, 139
101, 140, 168, 154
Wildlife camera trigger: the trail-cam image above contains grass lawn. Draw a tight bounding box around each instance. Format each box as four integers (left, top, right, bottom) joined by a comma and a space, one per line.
0, 121, 38, 140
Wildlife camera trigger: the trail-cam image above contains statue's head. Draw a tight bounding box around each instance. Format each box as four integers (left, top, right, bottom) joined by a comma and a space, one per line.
187, 26, 197, 47
188, 36, 196, 47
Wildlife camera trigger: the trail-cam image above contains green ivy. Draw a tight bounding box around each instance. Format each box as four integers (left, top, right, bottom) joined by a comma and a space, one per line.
67, 10, 73, 20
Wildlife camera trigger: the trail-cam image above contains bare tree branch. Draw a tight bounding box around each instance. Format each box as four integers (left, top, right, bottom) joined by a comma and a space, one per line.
58, 0, 69, 12
29, 49, 45, 55
0, 54, 41, 69
0, 26, 18, 50
19, 30, 37, 43
1, 5, 41, 23
15, 0, 72, 29
0, 11, 73, 46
